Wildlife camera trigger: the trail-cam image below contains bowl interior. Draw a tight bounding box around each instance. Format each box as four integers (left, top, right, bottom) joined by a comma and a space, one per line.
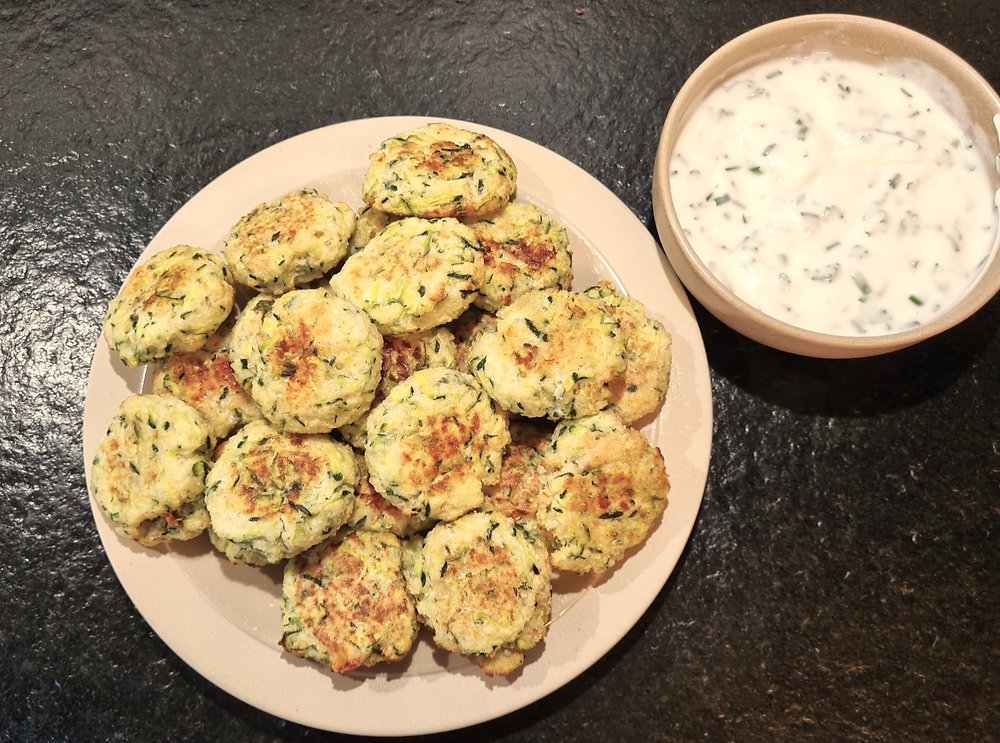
652, 14, 1000, 358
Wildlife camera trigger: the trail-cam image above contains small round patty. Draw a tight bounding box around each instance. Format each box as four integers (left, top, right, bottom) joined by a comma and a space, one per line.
103, 245, 235, 367
205, 419, 358, 566
402, 510, 551, 676
468, 288, 626, 419
583, 281, 673, 423
365, 367, 510, 522
281, 530, 418, 674
481, 419, 553, 522
150, 321, 263, 440
222, 188, 356, 294
90, 394, 215, 547
464, 201, 572, 312
337, 326, 459, 449
348, 204, 397, 256
330, 216, 485, 335
235, 288, 383, 433
538, 411, 670, 573
343, 448, 435, 537
226, 293, 274, 392
361, 122, 517, 218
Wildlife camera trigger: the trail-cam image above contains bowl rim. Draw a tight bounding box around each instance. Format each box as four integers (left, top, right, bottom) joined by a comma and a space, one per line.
652, 13, 1000, 358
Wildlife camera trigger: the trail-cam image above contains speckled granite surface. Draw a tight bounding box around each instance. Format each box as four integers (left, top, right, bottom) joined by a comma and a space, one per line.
2, 1, 997, 741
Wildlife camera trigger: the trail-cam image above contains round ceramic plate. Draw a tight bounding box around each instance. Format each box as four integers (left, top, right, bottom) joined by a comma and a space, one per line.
82, 116, 713, 736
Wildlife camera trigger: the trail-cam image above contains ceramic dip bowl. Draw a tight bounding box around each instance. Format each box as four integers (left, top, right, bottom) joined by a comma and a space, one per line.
652, 14, 1000, 358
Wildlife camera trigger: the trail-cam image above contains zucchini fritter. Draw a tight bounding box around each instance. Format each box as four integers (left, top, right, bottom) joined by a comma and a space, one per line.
361, 122, 517, 218
205, 419, 358, 566
402, 510, 551, 676
281, 530, 418, 674
538, 411, 670, 573
222, 188, 356, 295
90, 394, 215, 546
234, 288, 383, 433
365, 367, 510, 522
102, 245, 235, 367
330, 216, 485, 335
468, 288, 626, 419
464, 201, 572, 312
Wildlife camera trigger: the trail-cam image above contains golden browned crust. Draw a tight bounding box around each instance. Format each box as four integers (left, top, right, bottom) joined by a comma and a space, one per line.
281, 530, 417, 673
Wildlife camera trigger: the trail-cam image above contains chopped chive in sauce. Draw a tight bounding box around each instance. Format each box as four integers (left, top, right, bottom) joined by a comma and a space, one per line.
908, 294, 924, 306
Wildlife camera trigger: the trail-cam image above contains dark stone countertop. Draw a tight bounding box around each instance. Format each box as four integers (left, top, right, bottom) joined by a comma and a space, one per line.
2, 1, 997, 741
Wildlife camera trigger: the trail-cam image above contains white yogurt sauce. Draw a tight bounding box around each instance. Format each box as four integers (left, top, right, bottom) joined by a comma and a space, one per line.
670, 53, 999, 336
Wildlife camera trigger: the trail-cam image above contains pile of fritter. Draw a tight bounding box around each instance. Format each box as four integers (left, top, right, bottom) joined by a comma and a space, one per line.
91, 122, 673, 678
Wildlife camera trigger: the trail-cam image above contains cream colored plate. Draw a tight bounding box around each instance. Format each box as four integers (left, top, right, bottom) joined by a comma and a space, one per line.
82, 116, 713, 736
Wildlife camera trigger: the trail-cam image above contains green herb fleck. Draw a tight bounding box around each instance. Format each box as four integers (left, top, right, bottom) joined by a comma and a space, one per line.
524, 318, 548, 341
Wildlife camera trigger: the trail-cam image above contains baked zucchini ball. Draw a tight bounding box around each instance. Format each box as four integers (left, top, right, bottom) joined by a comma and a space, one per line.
348, 204, 397, 256
204, 419, 358, 566
402, 510, 551, 676
234, 288, 383, 433
365, 367, 510, 522
226, 293, 273, 392
222, 188, 356, 295
468, 288, 626, 419
329, 216, 485, 335
480, 419, 552, 522
281, 530, 418, 674
102, 245, 235, 367
343, 448, 435, 537
538, 411, 670, 573
150, 320, 262, 440
337, 326, 459, 449
90, 394, 215, 547
449, 305, 497, 375
464, 201, 572, 312
361, 121, 517, 218
583, 281, 673, 423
